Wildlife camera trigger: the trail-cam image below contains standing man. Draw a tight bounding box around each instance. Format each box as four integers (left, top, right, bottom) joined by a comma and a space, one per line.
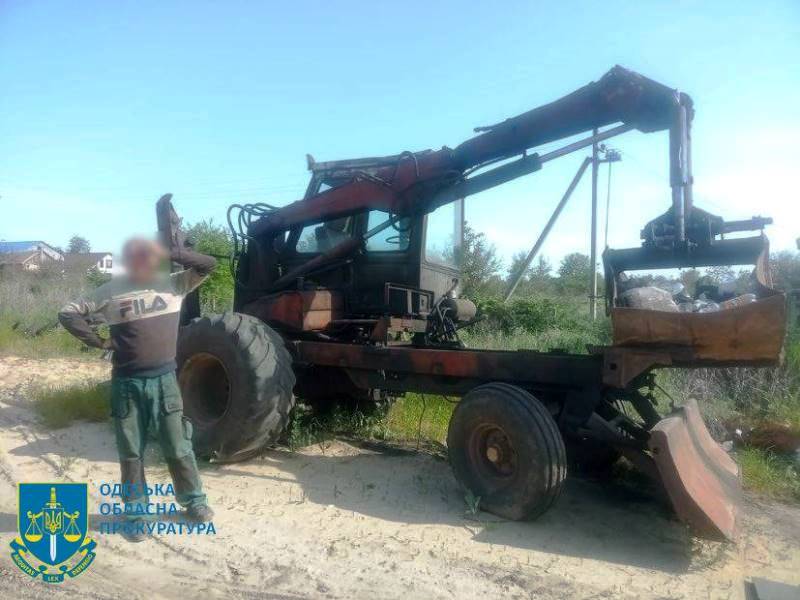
59, 225, 216, 542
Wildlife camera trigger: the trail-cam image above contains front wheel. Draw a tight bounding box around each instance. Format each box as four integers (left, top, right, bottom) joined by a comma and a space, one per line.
177, 312, 295, 462
447, 383, 567, 520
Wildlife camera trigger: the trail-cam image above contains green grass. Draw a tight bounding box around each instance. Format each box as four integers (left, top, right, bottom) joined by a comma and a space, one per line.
285, 393, 456, 451
0, 268, 106, 358
466, 295, 611, 354
737, 447, 800, 502
0, 317, 97, 358
462, 328, 604, 354
32, 381, 110, 428
384, 393, 454, 444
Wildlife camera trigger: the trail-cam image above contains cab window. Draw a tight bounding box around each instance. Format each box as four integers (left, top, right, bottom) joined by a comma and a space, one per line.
365, 211, 411, 252
424, 200, 463, 267
295, 216, 354, 253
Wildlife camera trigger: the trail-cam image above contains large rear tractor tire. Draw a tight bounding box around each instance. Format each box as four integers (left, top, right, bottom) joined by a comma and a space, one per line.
447, 383, 567, 520
177, 312, 295, 462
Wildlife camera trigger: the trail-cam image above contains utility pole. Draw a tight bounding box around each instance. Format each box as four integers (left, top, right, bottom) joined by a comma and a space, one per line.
589, 134, 622, 319
504, 129, 619, 307
589, 129, 599, 320
603, 148, 622, 249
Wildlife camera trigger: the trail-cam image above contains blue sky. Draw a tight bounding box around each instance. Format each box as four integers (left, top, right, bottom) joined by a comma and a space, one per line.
1, 1, 798, 273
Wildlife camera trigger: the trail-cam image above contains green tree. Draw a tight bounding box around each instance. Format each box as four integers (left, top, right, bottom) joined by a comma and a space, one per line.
67, 235, 91, 254
507, 253, 553, 296
529, 255, 553, 288
557, 252, 591, 293
454, 223, 503, 299
185, 220, 233, 313
508, 251, 530, 284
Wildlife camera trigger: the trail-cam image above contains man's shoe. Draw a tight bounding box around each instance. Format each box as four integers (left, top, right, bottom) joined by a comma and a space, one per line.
120, 520, 148, 543
185, 504, 214, 523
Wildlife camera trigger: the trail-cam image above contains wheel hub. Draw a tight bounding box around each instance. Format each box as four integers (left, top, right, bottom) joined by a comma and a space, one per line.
178, 352, 231, 425
476, 426, 516, 478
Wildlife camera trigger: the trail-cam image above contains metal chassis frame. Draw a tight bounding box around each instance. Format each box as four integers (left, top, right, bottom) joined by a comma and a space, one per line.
291, 338, 671, 389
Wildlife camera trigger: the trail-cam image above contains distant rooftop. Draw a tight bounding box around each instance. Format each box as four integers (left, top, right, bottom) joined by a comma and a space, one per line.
0, 240, 58, 254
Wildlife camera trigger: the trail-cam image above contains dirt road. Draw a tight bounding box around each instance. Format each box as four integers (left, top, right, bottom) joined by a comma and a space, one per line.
0, 356, 798, 599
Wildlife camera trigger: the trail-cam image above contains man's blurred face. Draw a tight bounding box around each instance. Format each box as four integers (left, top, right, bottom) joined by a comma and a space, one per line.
122, 238, 164, 283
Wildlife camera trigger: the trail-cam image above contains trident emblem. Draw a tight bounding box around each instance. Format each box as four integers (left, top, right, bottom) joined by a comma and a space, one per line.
24, 487, 82, 563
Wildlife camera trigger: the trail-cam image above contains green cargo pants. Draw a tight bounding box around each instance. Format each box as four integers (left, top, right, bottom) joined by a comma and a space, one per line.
110, 371, 207, 516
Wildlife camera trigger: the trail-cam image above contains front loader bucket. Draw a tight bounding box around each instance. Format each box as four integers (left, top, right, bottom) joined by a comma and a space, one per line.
648, 399, 742, 540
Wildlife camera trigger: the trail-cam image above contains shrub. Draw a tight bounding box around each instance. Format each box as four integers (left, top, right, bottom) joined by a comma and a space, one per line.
466, 296, 611, 353
0, 269, 102, 356
737, 447, 800, 502
185, 220, 234, 314
33, 381, 110, 428
660, 329, 800, 432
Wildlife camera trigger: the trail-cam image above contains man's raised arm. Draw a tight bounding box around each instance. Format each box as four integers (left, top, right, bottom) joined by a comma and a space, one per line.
58, 291, 110, 349
169, 245, 217, 295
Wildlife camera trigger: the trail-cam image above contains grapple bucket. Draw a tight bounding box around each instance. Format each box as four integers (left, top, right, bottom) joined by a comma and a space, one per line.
607, 234, 786, 367
611, 293, 786, 365
648, 399, 742, 540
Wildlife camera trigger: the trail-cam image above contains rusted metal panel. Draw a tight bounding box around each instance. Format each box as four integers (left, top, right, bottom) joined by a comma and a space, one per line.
243, 290, 343, 331
365, 316, 427, 342
600, 347, 676, 388
250, 180, 398, 236
648, 399, 741, 540
453, 66, 683, 170
611, 294, 786, 364
292, 341, 603, 389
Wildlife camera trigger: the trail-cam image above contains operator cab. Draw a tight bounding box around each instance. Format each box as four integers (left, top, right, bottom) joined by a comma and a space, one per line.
280, 159, 464, 318
233, 154, 465, 341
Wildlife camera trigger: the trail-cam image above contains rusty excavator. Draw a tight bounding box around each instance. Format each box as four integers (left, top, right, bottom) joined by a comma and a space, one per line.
161, 66, 786, 540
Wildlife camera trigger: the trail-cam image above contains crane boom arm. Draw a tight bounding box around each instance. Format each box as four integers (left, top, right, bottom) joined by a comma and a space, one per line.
251, 65, 692, 238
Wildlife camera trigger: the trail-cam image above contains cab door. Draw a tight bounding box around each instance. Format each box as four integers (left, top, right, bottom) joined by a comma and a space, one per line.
347, 211, 423, 315
420, 199, 464, 300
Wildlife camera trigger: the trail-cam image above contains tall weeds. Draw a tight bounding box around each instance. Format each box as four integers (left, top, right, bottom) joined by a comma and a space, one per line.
0, 268, 95, 355
660, 328, 800, 434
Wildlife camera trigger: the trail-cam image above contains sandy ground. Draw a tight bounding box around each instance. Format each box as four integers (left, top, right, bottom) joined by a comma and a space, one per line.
0, 356, 798, 599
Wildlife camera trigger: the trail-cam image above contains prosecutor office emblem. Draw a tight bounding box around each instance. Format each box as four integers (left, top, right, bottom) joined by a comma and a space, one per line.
10, 483, 97, 583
